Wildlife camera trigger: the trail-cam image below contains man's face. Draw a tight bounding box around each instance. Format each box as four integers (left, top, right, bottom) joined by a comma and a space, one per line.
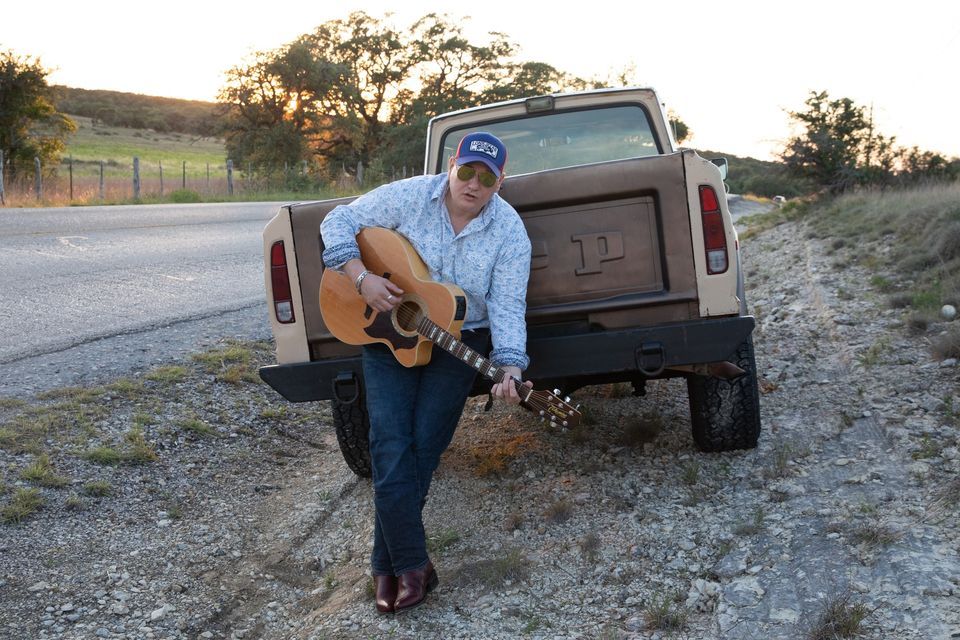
446, 157, 503, 215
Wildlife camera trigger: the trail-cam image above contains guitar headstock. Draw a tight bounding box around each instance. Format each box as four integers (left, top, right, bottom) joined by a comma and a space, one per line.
522, 388, 581, 428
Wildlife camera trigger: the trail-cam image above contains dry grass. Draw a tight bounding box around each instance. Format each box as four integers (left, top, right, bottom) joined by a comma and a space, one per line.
617, 414, 663, 447
807, 183, 960, 314
543, 498, 573, 525
452, 548, 531, 588
642, 592, 688, 631
471, 433, 536, 477
931, 325, 960, 360
806, 592, 872, 639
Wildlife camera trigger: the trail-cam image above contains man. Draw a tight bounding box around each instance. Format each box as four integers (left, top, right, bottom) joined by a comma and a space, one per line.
319, 132, 532, 613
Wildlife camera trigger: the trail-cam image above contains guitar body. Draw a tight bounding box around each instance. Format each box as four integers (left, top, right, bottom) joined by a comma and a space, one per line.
319, 227, 468, 368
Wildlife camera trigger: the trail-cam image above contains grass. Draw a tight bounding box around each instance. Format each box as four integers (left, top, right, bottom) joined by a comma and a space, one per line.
733, 507, 766, 536
452, 548, 531, 588
806, 183, 960, 312
145, 365, 189, 384
471, 433, 535, 477
642, 592, 688, 631
82, 480, 113, 497
848, 520, 902, 549
5, 116, 368, 208
192, 341, 266, 385
617, 414, 663, 447
544, 498, 573, 525
1, 397, 109, 455
931, 325, 960, 360
20, 454, 70, 488
856, 337, 890, 367
65, 116, 225, 169
681, 461, 700, 486
124, 428, 158, 464
806, 592, 871, 640
427, 528, 461, 554
579, 532, 601, 561
177, 418, 218, 438
1, 488, 44, 524
84, 446, 123, 465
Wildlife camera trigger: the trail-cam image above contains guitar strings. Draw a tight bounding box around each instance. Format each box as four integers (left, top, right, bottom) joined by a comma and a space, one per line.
390, 304, 567, 418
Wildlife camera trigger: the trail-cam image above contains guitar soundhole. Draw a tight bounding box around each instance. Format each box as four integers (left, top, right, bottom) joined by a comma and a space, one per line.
395, 300, 422, 333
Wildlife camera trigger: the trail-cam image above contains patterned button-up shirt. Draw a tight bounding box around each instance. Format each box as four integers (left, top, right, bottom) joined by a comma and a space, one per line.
320, 173, 531, 370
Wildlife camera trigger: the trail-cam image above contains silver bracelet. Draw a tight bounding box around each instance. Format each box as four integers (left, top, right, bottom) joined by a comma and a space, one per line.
354, 269, 372, 294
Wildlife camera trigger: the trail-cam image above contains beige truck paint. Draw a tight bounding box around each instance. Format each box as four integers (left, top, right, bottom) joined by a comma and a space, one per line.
263, 212, 309, 364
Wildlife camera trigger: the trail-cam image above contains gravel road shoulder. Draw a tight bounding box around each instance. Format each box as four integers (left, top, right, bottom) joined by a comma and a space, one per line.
2, 213, 959, 640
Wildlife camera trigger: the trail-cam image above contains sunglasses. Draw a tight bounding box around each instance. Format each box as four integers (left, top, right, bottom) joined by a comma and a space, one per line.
456, 164, 498, 188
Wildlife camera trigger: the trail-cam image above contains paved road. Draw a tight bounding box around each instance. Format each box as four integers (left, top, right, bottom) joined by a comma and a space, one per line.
0, 202, 288, 397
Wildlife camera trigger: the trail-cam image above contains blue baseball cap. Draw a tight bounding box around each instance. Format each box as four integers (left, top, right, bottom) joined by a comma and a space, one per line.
455, 132, 507, 178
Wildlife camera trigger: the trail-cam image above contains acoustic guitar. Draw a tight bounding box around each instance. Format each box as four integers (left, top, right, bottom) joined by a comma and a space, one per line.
319, 227, 581, 428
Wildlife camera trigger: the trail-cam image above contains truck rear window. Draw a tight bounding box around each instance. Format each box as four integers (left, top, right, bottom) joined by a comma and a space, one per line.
439, 105, 660, 176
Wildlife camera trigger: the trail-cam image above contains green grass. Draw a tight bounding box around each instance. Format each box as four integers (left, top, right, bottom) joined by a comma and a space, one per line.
63, 116, 226, 175
82, 480, 113, 497
20, 454, 70, 488
178, 418, 218, 438
84, 446, 123, 465
806, 183, 960, 310
642, 592, 689, 631
1, 488, 44, 524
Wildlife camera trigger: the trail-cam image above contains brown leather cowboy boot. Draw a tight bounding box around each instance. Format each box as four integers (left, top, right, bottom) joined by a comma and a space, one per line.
374, 574, 398, 613
394, 561, 438, 612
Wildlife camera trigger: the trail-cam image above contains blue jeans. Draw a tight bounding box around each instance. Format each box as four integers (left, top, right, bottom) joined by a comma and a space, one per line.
362, 329, 489, 576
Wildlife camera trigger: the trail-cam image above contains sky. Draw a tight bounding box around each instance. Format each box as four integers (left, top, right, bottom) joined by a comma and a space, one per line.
2, 1, 958, 161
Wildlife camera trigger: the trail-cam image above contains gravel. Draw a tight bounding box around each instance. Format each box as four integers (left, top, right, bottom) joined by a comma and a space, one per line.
1, 213, 959, 639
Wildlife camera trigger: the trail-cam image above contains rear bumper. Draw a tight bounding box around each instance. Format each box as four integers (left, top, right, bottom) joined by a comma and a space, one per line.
259, 315, 755, 402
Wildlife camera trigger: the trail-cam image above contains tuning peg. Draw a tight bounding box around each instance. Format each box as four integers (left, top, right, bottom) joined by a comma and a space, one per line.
562, 420, 569, 427
564, 396, 571, 403
553, 388, 560, 395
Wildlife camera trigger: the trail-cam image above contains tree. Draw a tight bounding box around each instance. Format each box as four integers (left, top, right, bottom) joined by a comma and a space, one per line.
0, 51, 76, 180
781, 90, 895, 193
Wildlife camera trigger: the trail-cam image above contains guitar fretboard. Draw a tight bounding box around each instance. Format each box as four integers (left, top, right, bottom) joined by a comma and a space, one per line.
417, 316, 511, 385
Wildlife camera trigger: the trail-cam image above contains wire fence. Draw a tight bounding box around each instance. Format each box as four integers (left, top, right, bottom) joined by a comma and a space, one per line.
0, 154, 418, 207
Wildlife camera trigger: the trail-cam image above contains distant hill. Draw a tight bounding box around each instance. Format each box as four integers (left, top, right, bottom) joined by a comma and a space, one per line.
53, 86, 221, 138
694, 148, 811, 198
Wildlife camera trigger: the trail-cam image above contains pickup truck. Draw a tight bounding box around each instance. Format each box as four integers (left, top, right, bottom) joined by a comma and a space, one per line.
259, 86, 761, 477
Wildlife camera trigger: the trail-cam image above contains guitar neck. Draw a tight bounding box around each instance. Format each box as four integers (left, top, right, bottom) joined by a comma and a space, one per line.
417, 317, 522, 393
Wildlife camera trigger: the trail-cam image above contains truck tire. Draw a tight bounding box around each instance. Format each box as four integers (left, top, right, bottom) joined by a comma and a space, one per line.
686, 335, 761, 451
332, 391, 372, 478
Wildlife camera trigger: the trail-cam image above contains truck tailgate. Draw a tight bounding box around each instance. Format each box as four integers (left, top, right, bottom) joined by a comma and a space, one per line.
501, 152, 697, 328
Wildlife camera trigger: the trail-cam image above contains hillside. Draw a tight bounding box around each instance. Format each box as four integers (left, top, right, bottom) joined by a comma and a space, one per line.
53, 86, 221, 138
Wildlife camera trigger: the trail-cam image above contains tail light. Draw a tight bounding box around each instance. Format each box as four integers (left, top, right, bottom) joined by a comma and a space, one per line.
698, 185, 728, 274
270, 241, 295, 323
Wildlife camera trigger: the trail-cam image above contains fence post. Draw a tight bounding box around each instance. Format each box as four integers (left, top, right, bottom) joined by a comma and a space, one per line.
206, 163, 210, 191
357, 161, 364, 186
227, 159, 234, 196
35, 157, 42, 201
133, 156, 141, 200
99, 161, 105, 200
69, 155, 74, 201
0, 150, 5, 205
182, 161, 186, 190
159, 160, 164, 197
